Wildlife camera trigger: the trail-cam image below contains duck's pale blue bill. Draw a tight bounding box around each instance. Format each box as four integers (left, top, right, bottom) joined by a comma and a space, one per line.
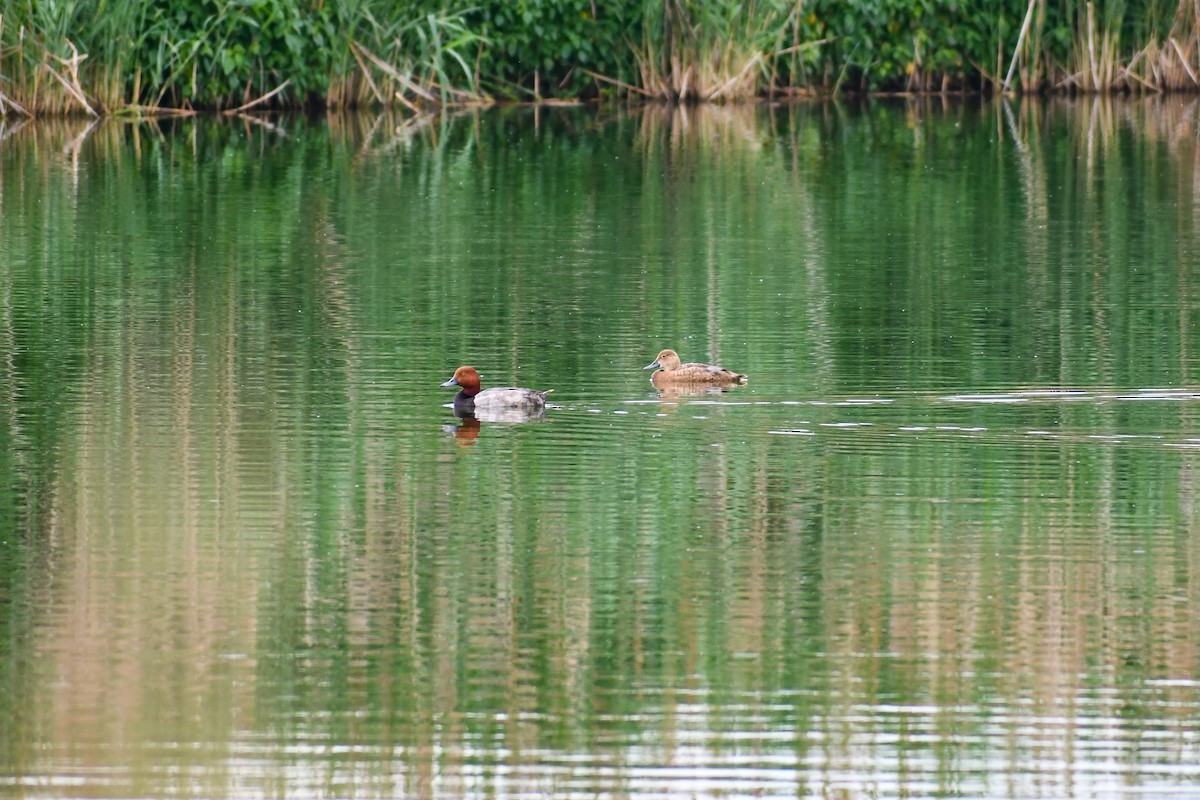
643, 360, 661, 370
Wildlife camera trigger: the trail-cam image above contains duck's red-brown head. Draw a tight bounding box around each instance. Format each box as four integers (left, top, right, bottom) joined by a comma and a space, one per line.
441, 365, 482, 397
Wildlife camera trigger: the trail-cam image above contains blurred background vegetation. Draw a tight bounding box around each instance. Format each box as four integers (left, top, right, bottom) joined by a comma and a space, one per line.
1, 0, 1198, 114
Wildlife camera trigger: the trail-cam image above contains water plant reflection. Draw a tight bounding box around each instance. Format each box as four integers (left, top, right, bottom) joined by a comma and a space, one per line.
3, 99, 1200, 800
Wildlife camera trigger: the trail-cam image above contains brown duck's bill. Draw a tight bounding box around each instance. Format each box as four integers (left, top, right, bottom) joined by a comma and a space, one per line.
643, 360, 661, 370
441, 376, 459, 387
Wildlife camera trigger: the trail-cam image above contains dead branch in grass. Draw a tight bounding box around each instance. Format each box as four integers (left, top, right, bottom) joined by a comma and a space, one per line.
223, 79, 291, 114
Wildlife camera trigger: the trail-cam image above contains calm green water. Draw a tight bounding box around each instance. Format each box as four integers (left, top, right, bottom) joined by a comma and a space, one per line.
2, 98, 1200, 799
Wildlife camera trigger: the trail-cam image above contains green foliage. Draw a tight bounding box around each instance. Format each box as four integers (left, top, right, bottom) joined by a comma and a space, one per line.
803, 0, 1026, 90
125, 0, 346, 107
353, 2, 489, 100
0, 0, 352, 109
0, 0, 1195, 111
467, 0, 639, 97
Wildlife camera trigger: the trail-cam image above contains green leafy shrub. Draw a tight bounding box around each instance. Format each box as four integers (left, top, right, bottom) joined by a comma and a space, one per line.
468, 0, 639, 97
126, 0, 345, 107
0, 0, 1196, 112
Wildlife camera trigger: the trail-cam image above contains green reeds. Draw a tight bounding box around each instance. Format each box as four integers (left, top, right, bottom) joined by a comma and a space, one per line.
631, 0, 803, 101
1057, 1, 1124, 91
2, 0, 1200, 116
342, 8, 487, 111
1, 0, 489, 115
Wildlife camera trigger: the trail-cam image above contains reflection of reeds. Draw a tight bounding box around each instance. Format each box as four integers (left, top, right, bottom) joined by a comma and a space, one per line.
1046, 92, 1200, 154
6, 102, 1200, 795
631, 102, 766, 155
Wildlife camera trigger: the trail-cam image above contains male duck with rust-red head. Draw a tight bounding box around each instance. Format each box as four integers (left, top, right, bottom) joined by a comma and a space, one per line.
441, 365, 552, 417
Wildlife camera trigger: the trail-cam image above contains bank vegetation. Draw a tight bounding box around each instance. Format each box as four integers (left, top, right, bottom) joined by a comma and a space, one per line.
2, 0, 1200, 116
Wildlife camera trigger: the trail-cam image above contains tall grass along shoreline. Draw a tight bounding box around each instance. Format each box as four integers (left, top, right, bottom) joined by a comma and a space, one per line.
2, 0, 1200, 116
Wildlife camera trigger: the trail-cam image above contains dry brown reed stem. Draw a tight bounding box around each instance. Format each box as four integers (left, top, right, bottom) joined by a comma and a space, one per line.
580, 68, 653, 97
706, 53, 763, 100
391, 90, 420, 114
0, 15, 33, 116
1087, 1, 1100, 89
0, 89, 33, 117
1170, 37, 1199, 85
351, 41, 437, 106
1120, 47, 1160, 91
1057, 2, 1122, 92
44, 40, 98, 117
633, 39, 765, 101
1004, 0, 1039, 92
223, 79, 291, 114
349, 44, 387, 105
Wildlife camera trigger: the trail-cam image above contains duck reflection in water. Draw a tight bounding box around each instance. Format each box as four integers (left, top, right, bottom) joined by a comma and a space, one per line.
643, 349, 747, 396
447, 413, 482, 444
444, 404, 551, 443
652, 382, 740, 400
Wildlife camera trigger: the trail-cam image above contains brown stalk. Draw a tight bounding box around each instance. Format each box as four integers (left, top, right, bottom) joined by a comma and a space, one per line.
1169, 37, 1199, 85
223, 78, 291, 114
967, 57, 1003, 93
349, 42, 386, 105
1054, 69, 1083, 90
1120, 45, 1161, 91
439, 84, 486, 102
775, 39, 830, 56
45, 40, 98, 116
351, 41, 437, 104
705, 53, 762, 100
0, 15, 33, 116
1004, 0, 1039, 92
579, 68, 653, 97
0, 89, 33, 117
1086, 2, 1100, 90
392, 90, 420, 113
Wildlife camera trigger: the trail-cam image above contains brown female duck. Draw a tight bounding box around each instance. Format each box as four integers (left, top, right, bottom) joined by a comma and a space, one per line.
643, 349, 747, 385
